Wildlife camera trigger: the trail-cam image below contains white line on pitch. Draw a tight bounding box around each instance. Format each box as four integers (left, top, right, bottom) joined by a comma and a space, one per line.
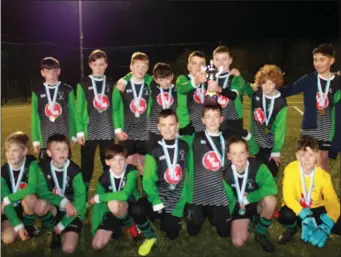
293, 106, 304, 115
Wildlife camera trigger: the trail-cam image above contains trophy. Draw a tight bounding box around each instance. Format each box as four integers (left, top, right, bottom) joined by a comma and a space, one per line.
202, 60, 223, 106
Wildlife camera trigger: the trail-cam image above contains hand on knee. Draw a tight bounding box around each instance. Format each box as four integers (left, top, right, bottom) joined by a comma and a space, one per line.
108, 201, 127, 218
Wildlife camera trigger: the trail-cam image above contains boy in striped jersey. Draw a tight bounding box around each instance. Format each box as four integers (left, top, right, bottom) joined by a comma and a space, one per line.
31, 57, 77, 160
114, 52, 153, 174
148, 63, 177, 149
251, 65, 288, 178
280, 43, 341, 172
277, 135, 340, 247
186, 105, 232, 238
142, 109, 191, 240
76, 50, 115, 193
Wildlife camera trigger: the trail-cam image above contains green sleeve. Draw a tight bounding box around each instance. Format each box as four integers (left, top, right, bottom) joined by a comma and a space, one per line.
243, 82, 255, 99
7, 161, 39, 203
75, 84, 86, 134
59, 173, 87, 227
31, 92, 42, 145
185, 139, 194, 204
67, 90, 77, 139
230, 76, 245, 96
333, 89, 341, 104
91, 183, 108, 235
223, 181, 237, 215
98, 170, 138, 202
113, 87, 124, 131
36, 169, 64, 206
2, 178, 23, 228
246, 164, 278, 203
176, 75, 195, 94
271, 106, 288, 154
121, 72, 133, 81
142, 154, 163, 206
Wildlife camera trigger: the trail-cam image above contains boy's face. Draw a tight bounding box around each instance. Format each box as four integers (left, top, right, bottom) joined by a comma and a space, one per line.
313, 53, 335, 74
296, 147, 318, 171
41, 68, 60, 85
89, 58, 108, 76
158, 115, 179, 140
187, 56, 206, 76
202, 109, 223, 132
47, 142, 69, 167
155, 74, 174, 89
227, 142, 249, 170
213, 52, 232, 72
6, 143, 27, 167
130, 60, 149, 80
105, 155, 127, 175
261, 79, 276, 95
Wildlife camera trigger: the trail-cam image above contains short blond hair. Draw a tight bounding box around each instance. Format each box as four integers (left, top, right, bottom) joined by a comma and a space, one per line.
131, 52, 149, 64
5, 131, 29, 149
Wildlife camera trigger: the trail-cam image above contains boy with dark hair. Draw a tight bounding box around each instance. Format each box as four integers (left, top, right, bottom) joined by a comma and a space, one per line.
143, 109, 191, 240
90, 144, 157, 256
31, 57, 76, 160
223, 136, 278, 252
76, 49, 115, 192
277, 135, 340, 247
113, 52, 153, 173
35, 134, 86, 253
280, 43, 341, 172
1, 131, 41, 244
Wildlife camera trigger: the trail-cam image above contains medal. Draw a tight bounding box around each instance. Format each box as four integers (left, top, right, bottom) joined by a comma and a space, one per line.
215, 70, 230, 89
204, 130, 225, 168
50, 160, 69, 197
160, 139, 179, 190
109, 166, 127, 192
262, 92, 275, 128
319, 109, 325, 115
317, 73, 332, 111
90, 75, 107, 113
232, 161, 249, 215
196, 84, 205, 104
264, 127, 270, 134
131, 80, 145, 117
44, 82, 61, 122
299, 165, 315, 208
8, 158, 27, 206
160, 87, 173, 109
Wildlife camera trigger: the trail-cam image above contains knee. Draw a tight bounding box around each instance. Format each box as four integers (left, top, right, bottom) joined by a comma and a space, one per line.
62, 244, 76, 254
34, 200, 49, 216
232, 236, 247, 248
262, 196, 277, 211
22, 194, 37, 211
278, 206, 297, 225
92, 239, 107, 250
2, 230, 16, 245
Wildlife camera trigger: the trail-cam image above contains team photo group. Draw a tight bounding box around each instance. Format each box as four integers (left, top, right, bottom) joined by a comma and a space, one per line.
1, 43, 341, 256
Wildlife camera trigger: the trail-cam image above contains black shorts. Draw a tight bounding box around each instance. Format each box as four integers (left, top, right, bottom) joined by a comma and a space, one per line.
232, 203, 258, 220
318, 140, 331, 151
119, 139, 149, 156
97, 212, 126, 237
55, 210, 82, 235
1, 204, 24, 222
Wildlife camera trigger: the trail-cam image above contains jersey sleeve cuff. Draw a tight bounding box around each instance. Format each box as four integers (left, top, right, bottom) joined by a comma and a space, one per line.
115, 128, 123, 134
153, 203, 165, 212
94, 194, 100, 204
3, 196, 11, 206
77, 132, 85, 138
56, 222, 65, 232
60, 198, 69, 209
231, 89, 239, 96
71, 136, 77, 142
14, 223, 25, 233
33, 141, 40, 147
270, 152, 280, 157
118, 78, 128, 86
242, 132, 252, 141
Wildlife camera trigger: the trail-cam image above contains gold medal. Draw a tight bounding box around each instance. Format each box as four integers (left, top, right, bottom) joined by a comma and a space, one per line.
264, 127, 270, 134
319, 109, 325, 115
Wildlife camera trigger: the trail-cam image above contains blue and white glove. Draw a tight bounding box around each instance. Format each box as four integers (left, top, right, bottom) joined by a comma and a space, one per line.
308, 214, 334, 248
298, 208, 317, 242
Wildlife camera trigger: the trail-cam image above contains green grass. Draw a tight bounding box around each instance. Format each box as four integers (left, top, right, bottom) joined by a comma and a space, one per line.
1, 95, 340, 257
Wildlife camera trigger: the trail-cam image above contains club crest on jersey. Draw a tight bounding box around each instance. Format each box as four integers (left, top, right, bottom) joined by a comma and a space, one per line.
254, 107, 265, 124
179, 150, 185, 161
246, 179, 255, 190
217, 95, 230, 108
45, 103, 62, 122
58, 92, 64, 100
316, 92, 329, 110
130, 99, 147, 115
202, 151, 222, 171
93, 94, 110, 112
164, 164, 182, 185
40, 94, 46, 98
157, 92, 174, 107
159, 155, 166, 161
193, 88, 206, 104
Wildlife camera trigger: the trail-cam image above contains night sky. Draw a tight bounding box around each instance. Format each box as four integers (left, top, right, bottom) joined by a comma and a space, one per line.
2, 1, 340, 48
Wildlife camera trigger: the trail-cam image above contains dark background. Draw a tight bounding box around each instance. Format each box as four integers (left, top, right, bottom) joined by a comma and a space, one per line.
1, 0, 341, 102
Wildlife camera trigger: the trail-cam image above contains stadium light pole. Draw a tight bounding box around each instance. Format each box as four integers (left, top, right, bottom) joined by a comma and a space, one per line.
79, 0, 84, 79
